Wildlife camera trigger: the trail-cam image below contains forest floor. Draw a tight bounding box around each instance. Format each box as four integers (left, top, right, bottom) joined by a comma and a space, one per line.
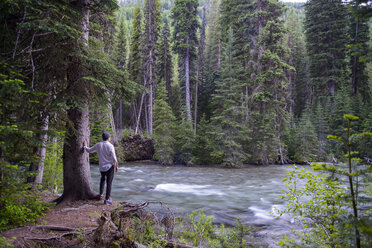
2, 193, 120, 247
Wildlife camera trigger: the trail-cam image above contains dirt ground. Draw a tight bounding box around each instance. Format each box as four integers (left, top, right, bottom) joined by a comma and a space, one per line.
1, 194, 119, 248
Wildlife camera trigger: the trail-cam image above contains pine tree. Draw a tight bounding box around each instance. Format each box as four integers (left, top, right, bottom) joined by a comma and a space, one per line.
157, 19, 173, 101
112, 10, 128, 70
129, 5, 143, 85
199, 0, 222, 120
349, 5, 370, 99
304, 0, 349, 105
171, 0, 199, 122
129, 5, 145, 134
210, 28, 250, 167
249, 0, 292, 165
143, 0, 161, 136
284, 8, 309, 118
191, 115, 218, 165
153, 81, 176, 165
293, 109, 318, 162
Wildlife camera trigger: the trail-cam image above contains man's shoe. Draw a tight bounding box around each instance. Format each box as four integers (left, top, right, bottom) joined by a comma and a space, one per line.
104, 199, 112, 205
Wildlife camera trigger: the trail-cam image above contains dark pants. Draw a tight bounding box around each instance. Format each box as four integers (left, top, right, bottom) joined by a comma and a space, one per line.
100, 165, 114, 200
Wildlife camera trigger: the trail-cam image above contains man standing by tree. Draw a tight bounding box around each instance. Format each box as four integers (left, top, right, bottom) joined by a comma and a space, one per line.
83, 132, 118, 205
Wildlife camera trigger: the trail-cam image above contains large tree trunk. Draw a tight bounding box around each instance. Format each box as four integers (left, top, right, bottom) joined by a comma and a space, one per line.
57, 0, 98, 204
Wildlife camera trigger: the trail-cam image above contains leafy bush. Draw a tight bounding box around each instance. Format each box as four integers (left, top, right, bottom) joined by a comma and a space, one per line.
0, 163, 54, 232
176, 211, 253, 248
275, 115, 372, 248
125, 215, 167, 248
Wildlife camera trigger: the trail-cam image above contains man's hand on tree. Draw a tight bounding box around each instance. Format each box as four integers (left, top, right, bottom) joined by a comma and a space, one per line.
83, 140, 87, 147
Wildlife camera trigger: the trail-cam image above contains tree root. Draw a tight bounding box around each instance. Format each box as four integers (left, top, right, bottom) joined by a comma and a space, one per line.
24, 227, 96, 241
56, 204, 92, 213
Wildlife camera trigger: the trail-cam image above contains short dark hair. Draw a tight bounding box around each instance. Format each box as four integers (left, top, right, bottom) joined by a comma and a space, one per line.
102, 132, 111, 141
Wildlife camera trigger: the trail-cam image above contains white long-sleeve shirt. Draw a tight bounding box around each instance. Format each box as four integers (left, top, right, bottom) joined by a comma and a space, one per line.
84, 141, 118, 172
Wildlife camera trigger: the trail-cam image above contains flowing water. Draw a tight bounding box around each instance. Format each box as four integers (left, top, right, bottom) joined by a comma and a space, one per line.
91, 162, 296, 247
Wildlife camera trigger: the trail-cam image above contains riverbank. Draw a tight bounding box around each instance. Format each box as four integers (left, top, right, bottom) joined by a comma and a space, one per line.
1, 195, 118, 247
1, 197, 275, 248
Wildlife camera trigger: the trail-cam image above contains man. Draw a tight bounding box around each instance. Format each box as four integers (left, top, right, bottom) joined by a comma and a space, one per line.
83, 132, 118, 205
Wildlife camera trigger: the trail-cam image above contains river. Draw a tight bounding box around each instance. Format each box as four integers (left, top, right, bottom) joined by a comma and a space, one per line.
90, 162, 296, 247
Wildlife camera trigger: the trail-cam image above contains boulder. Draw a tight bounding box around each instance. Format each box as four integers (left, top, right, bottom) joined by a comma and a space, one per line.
122, 135, 154, 161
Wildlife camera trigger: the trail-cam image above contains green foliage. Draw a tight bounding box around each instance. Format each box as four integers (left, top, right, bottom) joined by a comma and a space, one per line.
276, 115, 372, 248
274, 166, 349, 247
174, 120, 194, 165
42, 132, 64, 193
210, 27, 250, 167
112, 10, 128, 70
176, 211, 253, 248
129, 5, 143, 85
171, 0, 199, 58
304, 0, 349, 101
153, 81, 176, 165
0, 236, 15, 247
218, 218, 253, 248
176, 210, 219, 247
0, 163, 54, 232
191, 116, 221, 165
287, 109, 319, 162
125, 215, 167, 248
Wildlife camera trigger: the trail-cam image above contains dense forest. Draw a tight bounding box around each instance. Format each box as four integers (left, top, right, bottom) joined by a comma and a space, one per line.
106, 0, 372, 167
0, 0, 372, 247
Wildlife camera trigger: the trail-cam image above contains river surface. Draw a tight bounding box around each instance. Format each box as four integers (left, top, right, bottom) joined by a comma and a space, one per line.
90, 162, 296, 247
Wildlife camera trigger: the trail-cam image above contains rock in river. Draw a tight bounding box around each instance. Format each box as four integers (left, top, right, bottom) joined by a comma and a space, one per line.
122, 135, 154, 161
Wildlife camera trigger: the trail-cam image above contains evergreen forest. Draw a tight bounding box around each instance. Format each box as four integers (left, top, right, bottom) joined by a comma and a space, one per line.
0, 0, 372, 247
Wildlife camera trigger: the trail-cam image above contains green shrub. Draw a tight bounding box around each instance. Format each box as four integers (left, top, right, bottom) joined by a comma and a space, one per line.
125, 215, 167, 248
176, 211, 253, 248
0, 163, 54, 232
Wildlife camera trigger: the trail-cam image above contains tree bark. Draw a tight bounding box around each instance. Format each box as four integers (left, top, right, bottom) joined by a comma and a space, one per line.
194, 4, 206, 135
57, 0, 98, 204
185, 37, 191, 121
352, 20, 359, 95
34, 113, 49, 184
28, 113, 49, 184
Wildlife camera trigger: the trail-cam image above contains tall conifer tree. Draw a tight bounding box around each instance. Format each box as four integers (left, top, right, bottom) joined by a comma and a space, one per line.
153, 81, 176, 165
144, 0, 161, 136
249, 0, 292, 164
304, 0, 349, 106
129, 5, 143, 86
211, 28, 250, 167
171, 0, 199, 122
112, 10, 128, 70
157, 20, 173, 101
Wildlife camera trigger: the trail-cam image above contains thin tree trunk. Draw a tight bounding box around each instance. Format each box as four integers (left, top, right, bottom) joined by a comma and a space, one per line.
35, 113, 49, 184
58, 0, 97, 204
28, 113, 49, 184
135, 93, 146, 135
194, 4, 206, 135
145, 96, 149, 134
108, 102, 117, 145
352, 20, 359, 95
185, 37, 191, 121
119, 99, 123, 130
